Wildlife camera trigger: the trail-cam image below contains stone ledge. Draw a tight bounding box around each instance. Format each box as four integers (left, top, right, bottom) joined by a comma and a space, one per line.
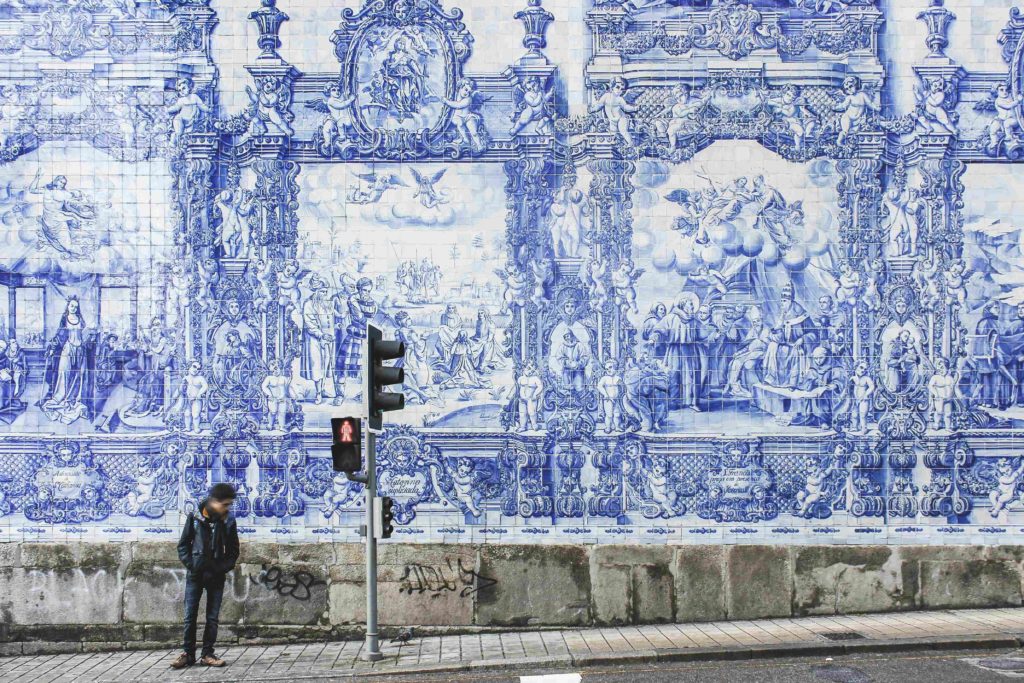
1, 542, 1024, 637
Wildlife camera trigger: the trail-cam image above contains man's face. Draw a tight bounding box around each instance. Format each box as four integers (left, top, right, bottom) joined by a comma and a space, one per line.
207, 497, 234, 517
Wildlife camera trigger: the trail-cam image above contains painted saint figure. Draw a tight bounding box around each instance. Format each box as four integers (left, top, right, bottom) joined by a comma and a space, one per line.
41, 298, 93, 424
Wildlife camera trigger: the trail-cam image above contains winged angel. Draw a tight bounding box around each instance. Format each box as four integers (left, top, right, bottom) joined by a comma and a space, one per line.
306, 82, 357, 155
510, 76, 555, 136
245, 76, 295, 137
409, 168, 449, 209
347, 171, 407, 205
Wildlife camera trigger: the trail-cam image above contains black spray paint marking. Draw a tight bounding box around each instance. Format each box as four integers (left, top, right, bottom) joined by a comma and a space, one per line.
249, 564, 326, 601
398, 558, 497, 598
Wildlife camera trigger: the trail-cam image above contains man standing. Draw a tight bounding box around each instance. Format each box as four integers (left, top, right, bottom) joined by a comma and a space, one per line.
171, 483, 239, 669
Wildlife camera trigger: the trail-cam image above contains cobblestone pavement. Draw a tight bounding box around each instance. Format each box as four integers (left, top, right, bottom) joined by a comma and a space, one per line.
4, 608, 1024, 682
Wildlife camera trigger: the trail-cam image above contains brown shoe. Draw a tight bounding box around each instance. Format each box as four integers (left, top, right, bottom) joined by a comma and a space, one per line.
199, 655, 226, 667
170, 653, 193, 669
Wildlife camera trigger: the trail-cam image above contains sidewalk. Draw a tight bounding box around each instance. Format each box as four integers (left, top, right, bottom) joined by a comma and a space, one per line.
4, 608, 1024, 682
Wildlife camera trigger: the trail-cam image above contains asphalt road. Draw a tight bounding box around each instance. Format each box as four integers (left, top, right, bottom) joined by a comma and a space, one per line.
350, 649, 1024, 683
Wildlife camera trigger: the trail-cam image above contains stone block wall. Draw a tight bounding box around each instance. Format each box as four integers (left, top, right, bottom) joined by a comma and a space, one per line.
2, 542, 1023, 655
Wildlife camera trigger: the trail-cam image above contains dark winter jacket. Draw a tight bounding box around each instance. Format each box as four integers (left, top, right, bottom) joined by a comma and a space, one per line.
177, 499, 240, 583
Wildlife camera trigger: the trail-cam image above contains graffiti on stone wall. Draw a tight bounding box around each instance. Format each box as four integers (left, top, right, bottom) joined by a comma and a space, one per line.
398, 558, 496, 598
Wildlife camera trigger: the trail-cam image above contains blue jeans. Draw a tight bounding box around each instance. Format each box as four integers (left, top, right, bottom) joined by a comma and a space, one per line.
182, 574, 225, 658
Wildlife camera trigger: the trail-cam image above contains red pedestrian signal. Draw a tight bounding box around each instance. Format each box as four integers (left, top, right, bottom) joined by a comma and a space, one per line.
331, 417, 362, 473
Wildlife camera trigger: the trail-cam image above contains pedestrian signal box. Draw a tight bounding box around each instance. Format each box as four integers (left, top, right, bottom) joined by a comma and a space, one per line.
331, 417, 362, 473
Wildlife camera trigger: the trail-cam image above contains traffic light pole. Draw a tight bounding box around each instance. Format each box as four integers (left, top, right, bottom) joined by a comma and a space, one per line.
359, 322, 404, 663
362, 321, 382, 663
363, 428, 382, 662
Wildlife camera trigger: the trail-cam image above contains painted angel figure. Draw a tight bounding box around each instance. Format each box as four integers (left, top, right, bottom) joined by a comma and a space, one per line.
166, 77, 210, 146
531, 258, 554, 308
767, 85, 819, 150
246, 76, 295, 137
914, 77, 958, 136
976, 83, 1024, 157
307, 81, 356, 155
664, 188, 705, 241
409, 167, 448, 208
196, 257, 219, 313
590, 77, 638, 146
580, 255, 609, 311
510, 76, 555, 136
495, 260, 530, 314
656, 84, 708, 149
612, 259, 644, 315
683, 264, 730, 297
833, 76, 881, 145
439, 77, 490, 152
347, 171, 406, 204
989, 457, 1024, 517
253, 258, 276, 312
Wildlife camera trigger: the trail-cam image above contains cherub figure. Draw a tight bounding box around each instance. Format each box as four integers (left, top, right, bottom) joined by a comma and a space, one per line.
125, 461, 161, 516
796, 457, 837, 517
253, 258, 276, 311
307, 82, 356, 154
989, 457, 1024, 517
590, 77, 638, 146
196, 258, 219, 312
912, 254, 943, 310
834, 76, 880, 145
927, 357, 958, 431
611, 259, 644, 314
648, 459, 682, 517
495, 260, 530, 314
943, 259, 969, 308
977, 83, 1024, 157
863, 257, 885, 313
0, 85, 21, 141
174, 361, 208, 433
323, 472, 359, 519
834, 261, 862, 309
685, 264, 730, 296
276, 259, 302, 313
261, 358, 291, 432
580, 256, 608, 311
769, 85, 819, 150
246, 75, 295, 137
430, 458, 484, 517
531, 258, 553, 308
850, 360, 875, 434
165, 261, 191, 328
441, 77, 489, 152
656, 83, 706, 149
167, 77, 210, 146
915, 77, 958, 135
517, 361, 544, 431
596, 359, 623, 433
510, 76, 555, 136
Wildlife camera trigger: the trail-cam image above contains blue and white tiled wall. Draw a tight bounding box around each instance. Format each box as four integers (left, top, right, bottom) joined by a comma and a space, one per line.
1, 0, 1024, 545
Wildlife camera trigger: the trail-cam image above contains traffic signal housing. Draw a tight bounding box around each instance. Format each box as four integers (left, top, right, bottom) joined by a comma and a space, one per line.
330, 416, 362, 473
374, 496, 395, 539
367, 324, 405, 430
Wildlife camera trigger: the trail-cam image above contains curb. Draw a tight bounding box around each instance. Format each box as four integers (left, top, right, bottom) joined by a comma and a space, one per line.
187, 633, 1024, 681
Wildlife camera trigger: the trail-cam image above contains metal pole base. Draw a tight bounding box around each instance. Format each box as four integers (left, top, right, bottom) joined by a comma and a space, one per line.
361, 651, 384, 662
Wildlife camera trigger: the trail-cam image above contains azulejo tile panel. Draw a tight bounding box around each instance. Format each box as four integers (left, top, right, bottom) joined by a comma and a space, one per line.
0, 0, 1022, 544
